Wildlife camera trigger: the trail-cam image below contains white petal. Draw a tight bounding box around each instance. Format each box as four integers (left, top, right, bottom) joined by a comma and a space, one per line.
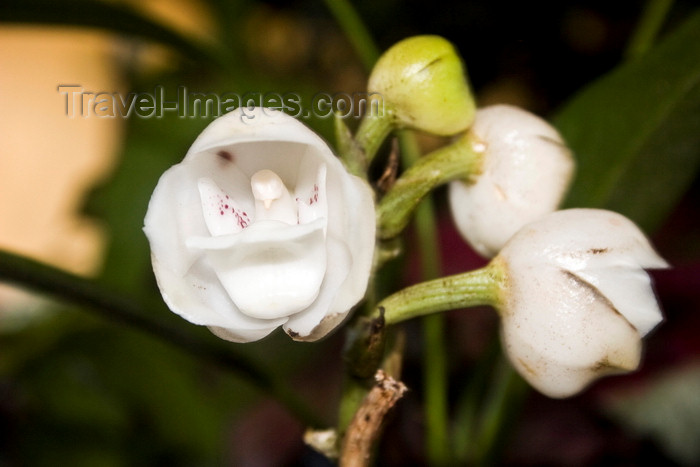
144, 154, 253, 277
324, 175, 376, 316
198, 178, 251, 236
501, 209, 669, 273
500, 267, 642, 398
208, 325, 279, 343
573, 266, 664, 336
185, 108, 338, 177
296, 159, 328, 228
144, 164, 209, 278
150, 255, 285, 342
284, 234, 352, 340
187, 219, 327, 320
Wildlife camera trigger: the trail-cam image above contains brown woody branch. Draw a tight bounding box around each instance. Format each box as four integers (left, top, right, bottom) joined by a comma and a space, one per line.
340, 370, 408, 467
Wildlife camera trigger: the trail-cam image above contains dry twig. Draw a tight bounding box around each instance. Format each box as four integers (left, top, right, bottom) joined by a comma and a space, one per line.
340, 370, 408, 467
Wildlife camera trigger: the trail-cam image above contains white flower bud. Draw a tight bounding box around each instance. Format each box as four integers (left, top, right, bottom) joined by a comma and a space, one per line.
496, 209, 669, 398
448, 105, 575, 258
144, 108, 376, 342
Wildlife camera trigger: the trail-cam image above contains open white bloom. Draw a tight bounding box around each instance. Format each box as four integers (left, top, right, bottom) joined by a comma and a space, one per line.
144, 108, 375, 342
448, 105, 574, 258
496, 209, 669, 398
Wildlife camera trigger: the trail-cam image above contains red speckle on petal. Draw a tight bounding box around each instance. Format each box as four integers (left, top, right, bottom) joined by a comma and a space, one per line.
306, 183, 320, 205
232, 208, 250, 229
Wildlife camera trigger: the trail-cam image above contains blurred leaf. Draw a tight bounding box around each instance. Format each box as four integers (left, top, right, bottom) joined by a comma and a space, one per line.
0, 0, 227, 67
322, 0, 380, 71
2, 309, 259, 466
555, 11, 700, 232
604, 361, 700, 466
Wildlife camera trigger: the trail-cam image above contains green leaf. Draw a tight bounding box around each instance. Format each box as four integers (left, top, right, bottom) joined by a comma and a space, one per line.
555, 11, 700, 232
0, 0, 227, 67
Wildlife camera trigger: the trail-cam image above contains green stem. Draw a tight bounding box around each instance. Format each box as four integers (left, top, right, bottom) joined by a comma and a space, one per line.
338, 373, 374, 434
334, 112, 367, 178
452, 337, 501, 463
378, 262, 503, 326
423, 311, 450, 465
324, 0, 394, 169
470, 357, 528, 466
321, 0, 381, 71
398, 131, 451, 465
625, 0, 674, 59
378, 132, 483, 239
0, 249, 323, 427
355, 110, 396, 165
452, 335, 528, 466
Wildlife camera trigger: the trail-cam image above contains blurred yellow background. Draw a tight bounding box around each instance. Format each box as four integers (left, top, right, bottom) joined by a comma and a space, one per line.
0, 0, 212, 282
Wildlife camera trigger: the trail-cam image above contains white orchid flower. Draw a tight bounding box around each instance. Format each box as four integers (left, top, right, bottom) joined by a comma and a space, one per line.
143, 108, 375, 342
448, 104, 575, 258
496, 209, 669, 398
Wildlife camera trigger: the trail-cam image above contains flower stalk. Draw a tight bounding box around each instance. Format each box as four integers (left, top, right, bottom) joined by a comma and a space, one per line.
377, 131, 483, 239
335, 112, 370, 178
354, 108, 397, 166
376, 261, 504, 326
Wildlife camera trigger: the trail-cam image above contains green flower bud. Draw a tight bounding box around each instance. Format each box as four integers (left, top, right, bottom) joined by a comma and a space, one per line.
368, 35, 476, 136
